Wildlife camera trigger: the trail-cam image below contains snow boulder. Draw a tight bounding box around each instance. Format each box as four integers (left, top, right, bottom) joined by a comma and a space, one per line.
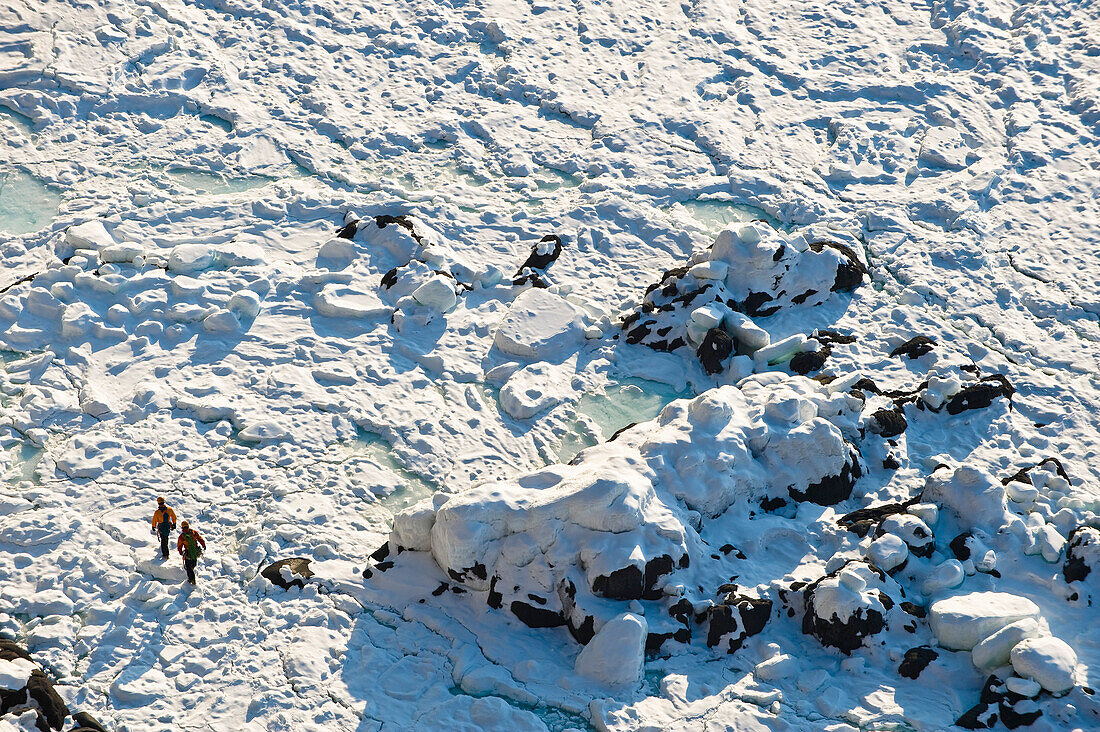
929, 592, 1041, 651
411, 274, 458, 312
167, 244, 216, 273
802, 561, 907, 654
314, 285, 389, 319
574, 613, 646, 688
65, 220, 114, 251
971, 618, 1045, 672
261, 558, 315, 590
494, 288, 587, 359
1010, 636, 1077, 695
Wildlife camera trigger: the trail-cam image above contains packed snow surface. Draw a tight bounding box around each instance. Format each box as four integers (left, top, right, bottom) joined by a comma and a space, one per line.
1, 0, 1099, 730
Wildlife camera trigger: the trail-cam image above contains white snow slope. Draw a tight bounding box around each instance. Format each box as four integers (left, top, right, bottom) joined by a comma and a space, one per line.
1, 0, 1099, 730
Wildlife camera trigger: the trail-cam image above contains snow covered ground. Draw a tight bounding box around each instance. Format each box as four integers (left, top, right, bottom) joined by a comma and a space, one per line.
1, 0, 1099, 729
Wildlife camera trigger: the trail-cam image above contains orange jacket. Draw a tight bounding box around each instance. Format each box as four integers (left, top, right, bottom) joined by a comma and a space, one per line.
177, 529, 206, 559
152, 506, 177, 530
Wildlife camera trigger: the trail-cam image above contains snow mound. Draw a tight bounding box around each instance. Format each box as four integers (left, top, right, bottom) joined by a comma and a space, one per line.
494, 288, 587, 360
378, 374, 865, 647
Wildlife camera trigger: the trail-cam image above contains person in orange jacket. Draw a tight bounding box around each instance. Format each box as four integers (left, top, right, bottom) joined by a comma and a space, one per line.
177, 521, 207, 585
150, 497, 177, 560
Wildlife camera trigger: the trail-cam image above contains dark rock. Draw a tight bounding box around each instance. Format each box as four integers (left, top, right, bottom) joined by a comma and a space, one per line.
369, 543, 391, 562
1065, 526, 1100, 583
432, 582, 449, 597
0, 639, 33, 662
509, 600, 565, 629
883, 454, 901, 470
380, 267, 399, 289
897, 646, 938, 679
607, 422, 639, 442
705, 588, 772, 653
513, 235, 563, 287
951, 532, 974, 561
697, 328, 734, 375
27, 670, 69, 731
807, 240, 868, 292
743, 291, 779, 317
487, 576, 503, 609
72, 712, 109, 732
868, 408, 907, 438
788, 448, 862, 505
789, 349, 829, 375
889, 336, 936, 359
838, 502, 910, 537
335, 219, 358, 239
945, 375, 1014, 415
592, 554, 677, 601
718, 544, 746, 559
374, 214, 422, 244
760, 496, 787, 512
260, 558, 315, 590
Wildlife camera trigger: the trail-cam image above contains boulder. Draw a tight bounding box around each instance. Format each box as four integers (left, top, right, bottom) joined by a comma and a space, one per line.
929, 592, 1041, 651
261, 558, 315, 590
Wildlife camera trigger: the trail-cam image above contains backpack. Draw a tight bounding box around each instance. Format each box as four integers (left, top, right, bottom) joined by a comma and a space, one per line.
182, 531, 204, 560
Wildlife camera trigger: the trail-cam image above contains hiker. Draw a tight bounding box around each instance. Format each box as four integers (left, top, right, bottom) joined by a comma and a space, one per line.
177, 521, 207, 585
150, 497, 177, 560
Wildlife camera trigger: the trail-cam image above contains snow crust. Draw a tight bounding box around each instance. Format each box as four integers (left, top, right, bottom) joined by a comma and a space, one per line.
0, 0, 1098, 729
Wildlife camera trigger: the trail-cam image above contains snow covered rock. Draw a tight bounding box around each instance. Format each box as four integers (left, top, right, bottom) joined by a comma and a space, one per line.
922, 466, 1008, 529
801, 561, 906, 654
622, 223, 866, 373
228, 290, 262, 319
867, 533, 909, 573
493, 288, 587, 359
0, 641, 69, 732
513, 234, 563, 287
261, 558, 315, 590
202, 309, 240, 333
1063, 526, 1100, 584
876, 514, 934, 558
574, 612, 646, 688
1010, 637, 1077, 695
383, 375, 866, 646
703, 587, 773, 653
411, 274, 458, 312
929, 592, 1041, 651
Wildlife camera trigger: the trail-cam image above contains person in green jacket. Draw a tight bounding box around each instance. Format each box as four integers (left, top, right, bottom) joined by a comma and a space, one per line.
176, 521, 207, 585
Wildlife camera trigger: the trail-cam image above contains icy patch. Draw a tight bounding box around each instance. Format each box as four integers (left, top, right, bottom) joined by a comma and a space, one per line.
0, 171, 60, 235
556, 377, 690, 463
679, 199, 779, 234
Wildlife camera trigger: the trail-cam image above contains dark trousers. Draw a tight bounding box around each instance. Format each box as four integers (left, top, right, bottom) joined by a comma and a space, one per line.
184, 558, 198, 584
159, 529, 171, 558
